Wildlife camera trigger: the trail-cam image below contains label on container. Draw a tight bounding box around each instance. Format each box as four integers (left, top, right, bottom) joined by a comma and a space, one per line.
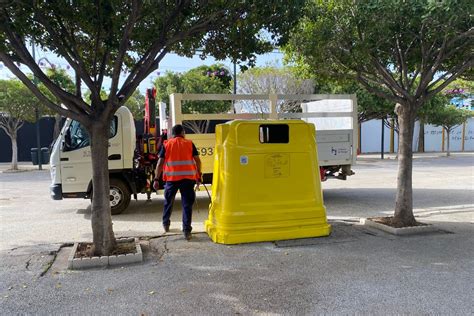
240, 155, 249, 165
264, 153, 289, 178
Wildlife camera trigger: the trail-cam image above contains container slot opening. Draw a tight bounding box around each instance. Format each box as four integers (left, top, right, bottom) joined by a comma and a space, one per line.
259, 124, 289, 143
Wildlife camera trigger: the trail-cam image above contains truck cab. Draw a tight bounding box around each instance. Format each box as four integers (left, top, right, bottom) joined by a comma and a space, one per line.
50, 106, 137, 214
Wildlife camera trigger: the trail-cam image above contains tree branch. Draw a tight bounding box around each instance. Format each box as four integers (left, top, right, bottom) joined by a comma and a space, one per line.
370, 57, 411, 100
425, 59, 474, 101
356, 67, 403, 99
96, 51, 109, 91
0, 16, 91, 114
116, 48, 168, 112
109, 0, 141, 107
408, 69, 420, 92
92, 0, 102, 82
417, 34, 449, 96
117, 10, 221, 104
0, 53, 86, 124
5, 47, 88, 114
75, 71, 82, 98
396, 37, 409, 91
357, 73, 403, 104
36, 9, 99, 101
118, 0, 191, 91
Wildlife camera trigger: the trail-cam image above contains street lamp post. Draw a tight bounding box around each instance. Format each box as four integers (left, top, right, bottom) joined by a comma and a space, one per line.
31, 42, 42, 170
31, 46, 56, 171
233, 61, 237, 94
233, 61, 237, 113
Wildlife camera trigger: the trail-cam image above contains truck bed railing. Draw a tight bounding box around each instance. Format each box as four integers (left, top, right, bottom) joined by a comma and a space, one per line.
164, 93, 358, 168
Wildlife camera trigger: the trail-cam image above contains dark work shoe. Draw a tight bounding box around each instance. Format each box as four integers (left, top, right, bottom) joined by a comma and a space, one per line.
163, 225, 170, 233
184, 231, 192, 241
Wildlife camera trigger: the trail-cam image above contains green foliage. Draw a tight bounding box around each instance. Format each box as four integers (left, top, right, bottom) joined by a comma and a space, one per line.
124, 90, 145, 120
285, 0, 473, 106
84, 90, 109, 103
45, 68, 75, 94
417, 93, 451, 123
444, 78, 473, 109
428, 105, 470, 133
2, 0, 304, 88
154, 64, 232, 114
445, 79, 474, 94
154, 72, 182, 104
0, 79, 38, 124
312, 78, 394, 122
200, 65, 233, 88
38, 68, 75, 116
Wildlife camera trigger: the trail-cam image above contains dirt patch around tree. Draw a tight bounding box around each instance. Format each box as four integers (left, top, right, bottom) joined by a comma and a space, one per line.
74, 240, 137, 259
370, 216, 429, 228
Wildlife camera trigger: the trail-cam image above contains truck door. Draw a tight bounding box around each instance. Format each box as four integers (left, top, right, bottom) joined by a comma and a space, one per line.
60, 116, 122, 194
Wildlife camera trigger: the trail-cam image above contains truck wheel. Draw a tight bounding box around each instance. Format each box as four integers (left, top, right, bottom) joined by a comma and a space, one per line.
110, 178, 131, 215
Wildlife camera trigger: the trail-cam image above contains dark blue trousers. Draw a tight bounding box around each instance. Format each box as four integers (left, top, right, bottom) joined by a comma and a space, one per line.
163, 179, 196, 232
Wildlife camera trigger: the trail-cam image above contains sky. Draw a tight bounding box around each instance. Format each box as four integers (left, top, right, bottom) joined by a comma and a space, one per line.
0, 47, 285, 95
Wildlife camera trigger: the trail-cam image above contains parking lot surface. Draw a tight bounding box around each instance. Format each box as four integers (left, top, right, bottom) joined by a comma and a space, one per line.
1, 154, 472, 250
0, 154, 473, 314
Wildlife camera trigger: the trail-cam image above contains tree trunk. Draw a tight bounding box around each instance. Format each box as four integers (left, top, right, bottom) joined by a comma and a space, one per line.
417, 121, 424, 153
392, 103, 417, 227
89, 119, 116, 256
446, 129, 451, 157
11, 135, 18, 170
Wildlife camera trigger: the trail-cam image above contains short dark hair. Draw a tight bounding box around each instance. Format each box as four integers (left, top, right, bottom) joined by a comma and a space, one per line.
172, 124, 184, 136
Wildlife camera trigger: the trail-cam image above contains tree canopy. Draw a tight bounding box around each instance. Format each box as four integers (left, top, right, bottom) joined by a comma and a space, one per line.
124, 90, 146, 120
155, 64, 233, 114
1, 1, 304, 124
154, 64, 233, 133
0, 79, 37, 125
312, 78, 394, 123
1, 0, 304, 255
38, 68, 75, 117
0, 79, 38, 169
285, 0, 473, 227
429, 104, 471, 156
429, 105, 470, 133
286, 0, 473, 107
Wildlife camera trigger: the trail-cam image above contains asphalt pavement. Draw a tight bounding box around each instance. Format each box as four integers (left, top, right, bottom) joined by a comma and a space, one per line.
0, 153, 473, 314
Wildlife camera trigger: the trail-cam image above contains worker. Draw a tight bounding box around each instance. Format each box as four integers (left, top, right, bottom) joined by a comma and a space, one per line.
153, 124, 202, 241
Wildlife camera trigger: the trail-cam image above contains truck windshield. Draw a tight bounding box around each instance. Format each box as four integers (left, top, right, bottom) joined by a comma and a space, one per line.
65, 117, 118, 151
67, 121, 90, 150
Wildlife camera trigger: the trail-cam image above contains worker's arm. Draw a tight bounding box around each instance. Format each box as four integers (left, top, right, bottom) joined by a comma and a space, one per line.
194, 155, 202, 184
155, 158, 165, 179
153, 158, 165, 190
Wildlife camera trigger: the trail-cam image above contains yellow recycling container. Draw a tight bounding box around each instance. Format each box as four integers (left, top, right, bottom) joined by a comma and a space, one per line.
205, 120, 331, 244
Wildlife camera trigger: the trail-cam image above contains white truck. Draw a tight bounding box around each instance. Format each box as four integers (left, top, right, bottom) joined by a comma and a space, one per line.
300, 98, 357, 180
49, 93, 357, 214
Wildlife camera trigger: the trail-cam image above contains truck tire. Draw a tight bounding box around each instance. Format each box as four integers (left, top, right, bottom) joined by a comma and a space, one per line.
109, 178, 131, 215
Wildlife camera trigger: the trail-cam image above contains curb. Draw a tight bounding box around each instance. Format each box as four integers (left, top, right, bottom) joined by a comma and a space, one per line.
68, 237, 142, 270
361, 218, 439, 236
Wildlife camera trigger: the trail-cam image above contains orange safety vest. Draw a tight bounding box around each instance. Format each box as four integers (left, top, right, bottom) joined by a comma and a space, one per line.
163, 137, 198, 182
